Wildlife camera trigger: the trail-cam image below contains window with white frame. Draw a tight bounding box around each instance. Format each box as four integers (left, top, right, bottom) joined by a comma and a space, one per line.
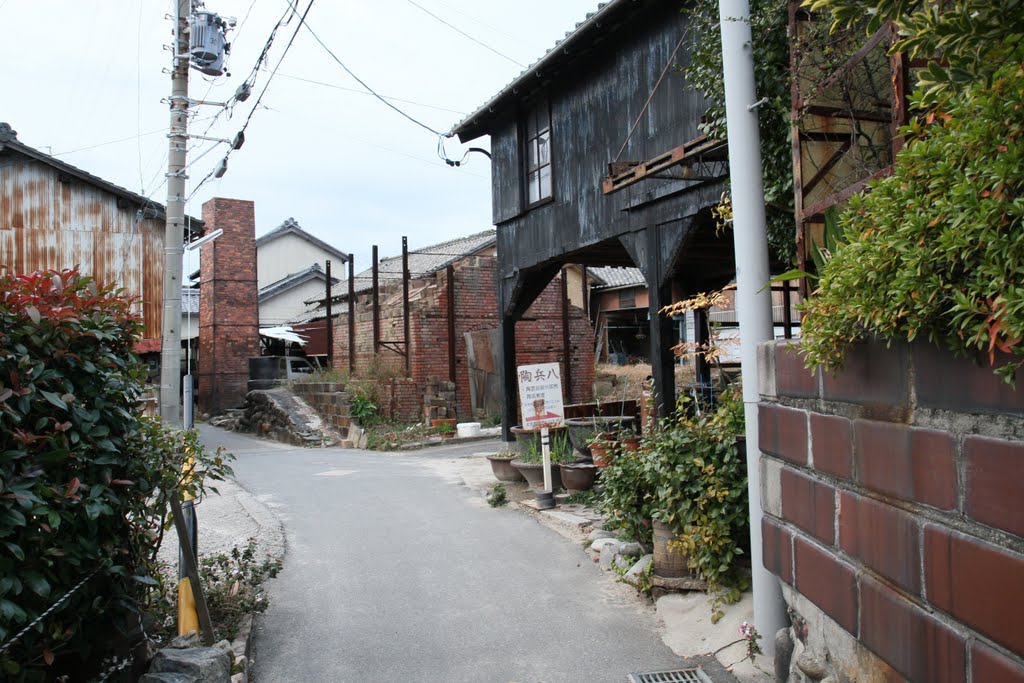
524, 97, 552, 205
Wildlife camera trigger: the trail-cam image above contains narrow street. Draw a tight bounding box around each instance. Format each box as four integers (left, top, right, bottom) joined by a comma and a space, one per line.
199, 426, 686, 683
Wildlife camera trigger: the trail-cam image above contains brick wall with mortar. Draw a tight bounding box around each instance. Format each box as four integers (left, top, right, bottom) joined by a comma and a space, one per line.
333, 256, 594, 422
197, 198, 260, 415
759, 338, 1024, 683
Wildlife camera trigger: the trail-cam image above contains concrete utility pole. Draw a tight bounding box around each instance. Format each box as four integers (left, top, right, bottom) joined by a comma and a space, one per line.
160, 0, 192, 427
718, 0, 787, 650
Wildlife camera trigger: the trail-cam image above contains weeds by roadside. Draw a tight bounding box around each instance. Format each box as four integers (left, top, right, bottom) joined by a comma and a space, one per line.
487, 483, 508, 507
148, 539, 282, 644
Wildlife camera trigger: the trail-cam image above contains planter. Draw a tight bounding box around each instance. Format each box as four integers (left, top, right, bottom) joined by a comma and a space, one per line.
431, 417, 457, 439
564, 416, 636, 458
559, 463, 597, 493
510, 460, 563, 492
509, 425, 569, 454
486, 454, 525, 483
652, 519, 691, 579
591, 440, 612, 468
620, 434, 642, 452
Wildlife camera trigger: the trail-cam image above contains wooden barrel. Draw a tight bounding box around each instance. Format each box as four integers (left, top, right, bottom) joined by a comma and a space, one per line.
652, 519, 690, 578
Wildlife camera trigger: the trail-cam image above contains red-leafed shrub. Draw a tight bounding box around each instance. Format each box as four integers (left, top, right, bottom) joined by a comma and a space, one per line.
0, 269, 230, 681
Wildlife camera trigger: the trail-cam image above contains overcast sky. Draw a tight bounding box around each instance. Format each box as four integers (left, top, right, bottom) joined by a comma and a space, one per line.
0, 0, 601, 273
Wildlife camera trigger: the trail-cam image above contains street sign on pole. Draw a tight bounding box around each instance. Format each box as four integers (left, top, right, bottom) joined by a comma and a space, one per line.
516, 362, 565, 429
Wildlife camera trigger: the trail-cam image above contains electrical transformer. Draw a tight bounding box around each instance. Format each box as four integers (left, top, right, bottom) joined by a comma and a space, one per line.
189, 10, 232, 76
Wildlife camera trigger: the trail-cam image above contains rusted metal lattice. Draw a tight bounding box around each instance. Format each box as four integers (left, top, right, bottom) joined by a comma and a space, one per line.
789, 0, 912, 277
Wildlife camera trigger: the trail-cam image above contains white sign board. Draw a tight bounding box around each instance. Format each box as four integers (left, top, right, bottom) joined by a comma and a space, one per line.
517, 362, 564, 428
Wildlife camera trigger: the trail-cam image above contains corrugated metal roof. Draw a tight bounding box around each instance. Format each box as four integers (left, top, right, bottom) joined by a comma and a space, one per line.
0, 122, 201, 232
449, 0, 635, 142
589, 266, 646, 290
255, 217, 348, 262
308, 229, 497, 305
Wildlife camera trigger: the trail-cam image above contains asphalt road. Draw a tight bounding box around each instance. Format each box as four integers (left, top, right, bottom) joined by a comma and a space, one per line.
200, 427, 686, 683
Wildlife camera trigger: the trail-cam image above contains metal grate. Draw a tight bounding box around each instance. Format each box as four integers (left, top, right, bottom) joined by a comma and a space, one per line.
628, 668, 714, 683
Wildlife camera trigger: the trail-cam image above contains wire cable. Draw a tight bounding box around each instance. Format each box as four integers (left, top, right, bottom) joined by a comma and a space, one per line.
277, 71, 466, 115
284, 0, 445, 137
403, 0, 526, 69
189, 0, 315, 201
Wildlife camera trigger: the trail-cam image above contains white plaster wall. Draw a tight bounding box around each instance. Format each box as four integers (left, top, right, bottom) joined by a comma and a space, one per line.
257, 232, 338, 289
260, 279, 326, 326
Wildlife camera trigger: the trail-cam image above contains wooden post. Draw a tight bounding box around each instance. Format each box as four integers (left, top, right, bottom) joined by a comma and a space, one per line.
647, 226, 675, 419
170, 494, 214, 645
348, 255, 355, 373
325, 260, 334, 368
447, 264, 457, 385
782, 279, 793, 339
581, 265, 589, 317
372, 245, 380, 353
402, 237, 411, 377
561, 268, 573, 403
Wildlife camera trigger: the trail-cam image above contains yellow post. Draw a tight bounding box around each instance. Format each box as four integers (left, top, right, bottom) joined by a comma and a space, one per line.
177, 454, 200, 636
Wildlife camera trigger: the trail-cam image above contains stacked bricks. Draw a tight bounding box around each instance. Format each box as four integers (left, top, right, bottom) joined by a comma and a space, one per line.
197, 198, 260, 415
332, 255, 594, 422
291, 382, 350, 436
423, 377, 456, 422
759, 338, 1024, 682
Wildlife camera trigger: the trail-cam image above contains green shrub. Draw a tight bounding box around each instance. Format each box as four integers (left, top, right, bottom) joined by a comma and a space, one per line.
800, 64, 1024, 382
0, 270, 231, 680
348, 391, 379, 425
516, 432, 574, 465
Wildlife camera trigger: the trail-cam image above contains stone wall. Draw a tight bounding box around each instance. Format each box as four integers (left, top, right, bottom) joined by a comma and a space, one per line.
197, 198, 260, 415
333, 256, 594, 422
759, 338, 1024, 682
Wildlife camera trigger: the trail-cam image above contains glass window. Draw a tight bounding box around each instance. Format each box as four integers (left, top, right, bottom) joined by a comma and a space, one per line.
524, 97, 552, 206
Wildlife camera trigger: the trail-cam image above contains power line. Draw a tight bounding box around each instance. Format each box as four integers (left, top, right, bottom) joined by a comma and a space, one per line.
418, 0, 541, 51
403, 0, 526, 69
284, 1, 445, 137
277, 71, 467, 115
189, 0, 315, 201
51, 128, 168, 156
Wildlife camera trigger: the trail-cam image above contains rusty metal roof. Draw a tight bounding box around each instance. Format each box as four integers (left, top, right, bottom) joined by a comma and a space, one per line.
449, 0, 646, 142
0, 122, 201, 233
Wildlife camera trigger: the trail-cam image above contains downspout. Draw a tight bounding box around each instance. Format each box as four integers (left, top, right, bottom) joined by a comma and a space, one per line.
719, 0, 787, 650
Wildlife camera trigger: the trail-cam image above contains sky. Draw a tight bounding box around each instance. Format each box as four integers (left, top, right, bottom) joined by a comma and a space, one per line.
0, 0, 602, 273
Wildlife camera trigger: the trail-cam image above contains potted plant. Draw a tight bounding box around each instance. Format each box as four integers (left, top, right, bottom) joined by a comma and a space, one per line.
431, 417, 457, 431
564, 415, 636, 459
434, 421, 456, 439
559, 461, 597, 493
509, 424, 568, 455
486, 452, 526, 482
511, 431, 574, 491
588, 431, 618, 468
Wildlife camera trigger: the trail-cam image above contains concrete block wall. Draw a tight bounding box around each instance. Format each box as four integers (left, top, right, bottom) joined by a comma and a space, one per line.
333, 255, 594, 422
759, 338, 1024, 683
197, 198, 260, 415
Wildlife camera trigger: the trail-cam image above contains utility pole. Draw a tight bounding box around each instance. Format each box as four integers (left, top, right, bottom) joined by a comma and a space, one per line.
718, 0, 787, 650
160, 0, 192, 427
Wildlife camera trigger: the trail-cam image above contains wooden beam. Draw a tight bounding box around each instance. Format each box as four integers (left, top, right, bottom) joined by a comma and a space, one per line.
602, 137, 727, 195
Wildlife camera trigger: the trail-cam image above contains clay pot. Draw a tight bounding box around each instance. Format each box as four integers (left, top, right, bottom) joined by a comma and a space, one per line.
559, 463, 597, 493
510, 460, 563, 491
564, 416, 636, 458
486, 454, 525, 482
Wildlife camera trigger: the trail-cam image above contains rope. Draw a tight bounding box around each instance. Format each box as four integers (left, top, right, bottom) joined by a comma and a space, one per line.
0, 568, 101, 656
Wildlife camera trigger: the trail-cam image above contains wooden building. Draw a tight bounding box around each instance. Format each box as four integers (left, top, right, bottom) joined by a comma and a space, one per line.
450, 0, 744, 436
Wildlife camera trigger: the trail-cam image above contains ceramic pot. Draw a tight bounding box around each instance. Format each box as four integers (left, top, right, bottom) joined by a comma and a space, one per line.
559, 463, 597, 492
652, 519, 691, 578
510, 460, 563, 491
486, 455, 525, 482
564, 416, 636, 458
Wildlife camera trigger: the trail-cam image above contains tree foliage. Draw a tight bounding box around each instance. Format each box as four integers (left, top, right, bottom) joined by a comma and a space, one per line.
679, 0, 795, 262
806, 0, 1024, 107
0, 269, 231, 680
799, 63, 1024, 380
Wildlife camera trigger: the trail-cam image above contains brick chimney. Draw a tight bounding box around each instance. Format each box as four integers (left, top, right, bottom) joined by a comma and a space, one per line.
197, 198, 260, 415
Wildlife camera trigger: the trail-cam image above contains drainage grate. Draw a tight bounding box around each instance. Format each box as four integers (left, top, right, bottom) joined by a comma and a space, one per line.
627, 667, 714, 683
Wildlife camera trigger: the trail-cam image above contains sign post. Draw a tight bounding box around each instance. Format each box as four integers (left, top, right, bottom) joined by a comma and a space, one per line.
517, 362, 564, 509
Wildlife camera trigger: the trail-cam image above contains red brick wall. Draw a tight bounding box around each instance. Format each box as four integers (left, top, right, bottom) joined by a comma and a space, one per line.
333, 256, 594, 422
761, 339, 1024, 682
197, 198, 260, 415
